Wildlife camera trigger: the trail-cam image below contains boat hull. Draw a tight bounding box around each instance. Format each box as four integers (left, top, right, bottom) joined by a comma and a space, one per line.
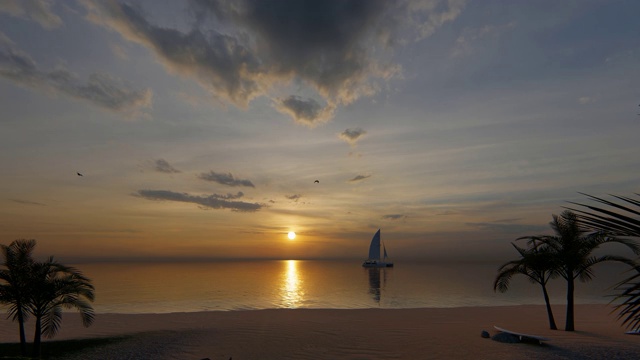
362, 260, 394, 268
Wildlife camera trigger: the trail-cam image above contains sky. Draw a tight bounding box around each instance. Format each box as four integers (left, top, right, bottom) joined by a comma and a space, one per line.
1, 0, 639, 262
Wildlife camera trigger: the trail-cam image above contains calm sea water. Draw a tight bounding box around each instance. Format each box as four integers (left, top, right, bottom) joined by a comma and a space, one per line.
75, 260, 632, 314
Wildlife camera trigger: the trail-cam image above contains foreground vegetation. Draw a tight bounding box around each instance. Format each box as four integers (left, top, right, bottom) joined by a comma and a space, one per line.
495, 207, 640, 331
0, 239, 95, 358
567, 193, 640, 330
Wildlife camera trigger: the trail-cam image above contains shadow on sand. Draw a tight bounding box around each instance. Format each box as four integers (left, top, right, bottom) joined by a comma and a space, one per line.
0, 336, 131, 359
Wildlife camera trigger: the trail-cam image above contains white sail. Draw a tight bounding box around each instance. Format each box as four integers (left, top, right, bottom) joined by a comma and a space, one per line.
363, 229, 393, 267
367, 229, 381, 260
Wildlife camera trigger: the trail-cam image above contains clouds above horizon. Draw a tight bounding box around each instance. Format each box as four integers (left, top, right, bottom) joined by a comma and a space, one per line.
0, 32, 152, 117
274, 96, 334, 126
198, 171, 255, 187
339, 128, 367, 146
154, 159, 180, 174
285, 194, 302, 202
3, 1, 639, 262
81, 0, 463, 124
348, 174, 371, 183
10, 198, 46, 206
136, 189, 262, 212
0, 0, 62, 30
382, 214, 405, 220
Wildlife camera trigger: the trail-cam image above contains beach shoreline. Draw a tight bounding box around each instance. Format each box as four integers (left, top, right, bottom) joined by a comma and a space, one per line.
0, 304, 637, 359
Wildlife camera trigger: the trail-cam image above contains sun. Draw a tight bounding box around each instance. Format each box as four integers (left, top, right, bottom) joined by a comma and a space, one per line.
287, 231, 296, 240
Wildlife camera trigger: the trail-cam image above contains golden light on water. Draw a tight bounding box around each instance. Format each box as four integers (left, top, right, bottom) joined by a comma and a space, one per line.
281, 260, 304, 308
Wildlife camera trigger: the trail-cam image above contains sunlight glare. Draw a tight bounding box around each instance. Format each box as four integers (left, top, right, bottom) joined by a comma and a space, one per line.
288, 231, 296, 240
281, 260, 304, 308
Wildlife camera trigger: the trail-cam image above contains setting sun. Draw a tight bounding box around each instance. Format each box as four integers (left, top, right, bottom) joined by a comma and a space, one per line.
287, 231, 296, 240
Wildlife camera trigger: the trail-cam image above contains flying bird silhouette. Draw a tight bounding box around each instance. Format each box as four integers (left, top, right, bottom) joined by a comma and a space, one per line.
314, 180, 319, 183
77, 172, 83, 176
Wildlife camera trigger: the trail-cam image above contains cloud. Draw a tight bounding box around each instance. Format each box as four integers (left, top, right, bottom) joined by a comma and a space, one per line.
286, 194, 302, 202
339, 128, 367, 146
154, 159, 180, 173
82, 0, 462, 123
348, 174, 371, 182
83, 0, 263, 107
136, 189, 262, 212
408, 0, 467, 40
451, 22, 515, 58
109, 41, 129, 60
214, 192, 245, 200
0, 33, 152, 118
578, 96, 594, 104
10, 198, 46, 206
274, 96, 334, 126
0, 0, 63, 29
198, 171, 255, 187
382, 214, 405, 220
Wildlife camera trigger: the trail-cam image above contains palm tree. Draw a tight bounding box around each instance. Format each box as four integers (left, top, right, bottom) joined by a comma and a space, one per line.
566, 193, 640, 330
27, 257, 95, 358
567, 193, 640, 237
494, 242, 558, 330
613, 266, 640, 330
0, 239, 37, 356
522, 210, 640, 331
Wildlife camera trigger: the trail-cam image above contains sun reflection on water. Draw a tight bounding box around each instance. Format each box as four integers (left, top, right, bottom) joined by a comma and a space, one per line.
282, 260, 304, 308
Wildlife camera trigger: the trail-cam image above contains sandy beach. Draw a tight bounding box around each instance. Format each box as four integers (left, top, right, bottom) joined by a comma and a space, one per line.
0, 304, 638, 359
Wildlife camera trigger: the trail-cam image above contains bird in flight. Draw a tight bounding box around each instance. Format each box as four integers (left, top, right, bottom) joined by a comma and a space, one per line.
314, 180, 319, 183
77, 172, 83, 176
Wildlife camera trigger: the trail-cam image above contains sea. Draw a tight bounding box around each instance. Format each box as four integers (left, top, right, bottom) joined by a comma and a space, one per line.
74, 260, 634, 314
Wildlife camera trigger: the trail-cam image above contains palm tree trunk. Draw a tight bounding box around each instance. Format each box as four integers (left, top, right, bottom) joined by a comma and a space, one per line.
566, 275, 575, 331
33, 315, 42, 358
541, 284, 557, 330
16, 307, 27, 356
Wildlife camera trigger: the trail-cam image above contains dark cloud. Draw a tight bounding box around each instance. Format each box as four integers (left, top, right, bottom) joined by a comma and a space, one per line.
0, 33, 152, 117
198, 171, 255, 187
154, 159, 180, 173
382, 214, 405, 220
0, 0, 63, 29
136, 189, 261, 212
214, 192, 245, 200
339, 128, 367, 145
83, 0, 466, 123
198, 0, 395, 107
348, 174, 371, 182
275, 96, 333, 126
286, 194, 302, 202
83, 0, 261, 107
10, 198, 46, 206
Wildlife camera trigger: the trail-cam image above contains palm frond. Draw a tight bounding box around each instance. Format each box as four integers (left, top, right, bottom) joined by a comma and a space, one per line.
494, 264, 519, 293
42, 305, 62, 338
566, 193, 640, 237
613, 267, 640, 330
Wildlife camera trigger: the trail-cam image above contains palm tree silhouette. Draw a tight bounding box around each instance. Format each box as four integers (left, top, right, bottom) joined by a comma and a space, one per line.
28, 257, 95, 357
494, 242, 558, 330
567, 193, 640, 237
567, 193, 640, 330
0, 239, 36, 356
522, 210, 639, 331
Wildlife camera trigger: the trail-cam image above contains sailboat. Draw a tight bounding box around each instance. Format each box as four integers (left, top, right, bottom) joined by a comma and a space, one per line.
362, 229, 394, 267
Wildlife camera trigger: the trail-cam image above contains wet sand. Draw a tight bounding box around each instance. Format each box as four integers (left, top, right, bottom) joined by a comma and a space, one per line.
0, 304, 638, 359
